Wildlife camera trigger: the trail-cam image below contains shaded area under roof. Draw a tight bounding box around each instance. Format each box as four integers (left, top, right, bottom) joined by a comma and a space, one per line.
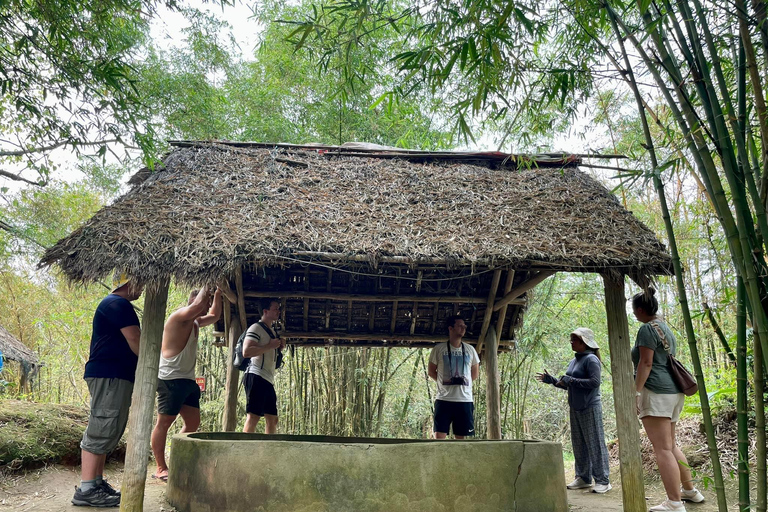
40, 142, 672, 286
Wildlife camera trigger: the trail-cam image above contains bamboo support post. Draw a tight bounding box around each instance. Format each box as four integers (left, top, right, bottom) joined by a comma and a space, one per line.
477, 269, 503, 354
119, 278, 169, 512
484, 325, 502, 439
495, 270, 515, 342
221, 299, 239, 431
492, 270, 554, 312
235, 267, 248, 331
602, 273, 645, 512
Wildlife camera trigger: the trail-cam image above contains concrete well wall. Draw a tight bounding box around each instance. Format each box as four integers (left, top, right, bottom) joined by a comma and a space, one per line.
166, 433, 566, 512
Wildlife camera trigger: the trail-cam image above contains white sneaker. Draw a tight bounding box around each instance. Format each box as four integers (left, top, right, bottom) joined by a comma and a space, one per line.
680, 488, 705, 503
649, 499, 686, 511
592, 483, 612, 494
566, 477, 593, 489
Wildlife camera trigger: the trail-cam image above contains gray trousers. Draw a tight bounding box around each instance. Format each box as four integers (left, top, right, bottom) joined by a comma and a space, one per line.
570, 402, 610, 485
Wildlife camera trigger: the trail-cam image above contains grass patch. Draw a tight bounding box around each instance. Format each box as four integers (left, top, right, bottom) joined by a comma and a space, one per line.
0, 400, 124, 471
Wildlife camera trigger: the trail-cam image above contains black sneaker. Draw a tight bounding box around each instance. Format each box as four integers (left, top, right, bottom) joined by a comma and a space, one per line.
100, 479, 121, 497
71, 485, 120, 507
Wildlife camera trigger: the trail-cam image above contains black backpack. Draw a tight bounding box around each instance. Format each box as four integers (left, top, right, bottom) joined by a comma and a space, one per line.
233, 329, 250, 372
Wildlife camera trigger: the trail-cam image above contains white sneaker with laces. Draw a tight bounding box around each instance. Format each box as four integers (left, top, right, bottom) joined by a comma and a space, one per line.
592, 483, 611, 494
566, 477, 592, 489
649, 499, 686, 511
680, 488, 705, 503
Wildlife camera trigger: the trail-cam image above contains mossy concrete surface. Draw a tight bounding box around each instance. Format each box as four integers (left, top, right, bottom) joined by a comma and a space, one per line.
167, 433, 566, 512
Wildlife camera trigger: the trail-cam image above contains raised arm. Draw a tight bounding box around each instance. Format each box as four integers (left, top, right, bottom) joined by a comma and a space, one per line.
197, 288, 222, 327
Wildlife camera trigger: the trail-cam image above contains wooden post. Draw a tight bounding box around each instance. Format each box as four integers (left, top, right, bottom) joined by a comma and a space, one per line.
602, 273, 646, 512
120, 278, 169, 512
477, 269, 503, 354
222, 299, 241, 431
484, 325, 501, 439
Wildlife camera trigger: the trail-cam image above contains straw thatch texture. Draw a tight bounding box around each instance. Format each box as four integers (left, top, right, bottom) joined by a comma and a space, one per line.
0, 325, 40, 366
40, 143, 671, 286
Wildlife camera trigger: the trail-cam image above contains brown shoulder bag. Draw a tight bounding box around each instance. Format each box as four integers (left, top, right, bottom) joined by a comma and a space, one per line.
649, 321, 698, 396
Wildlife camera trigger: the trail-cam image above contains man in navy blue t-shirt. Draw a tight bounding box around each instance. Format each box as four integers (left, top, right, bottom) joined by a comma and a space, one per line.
72, 274, 143, 508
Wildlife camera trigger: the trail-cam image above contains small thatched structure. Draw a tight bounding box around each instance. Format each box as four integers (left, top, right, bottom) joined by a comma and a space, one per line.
0, 325, 42, 391
39, 141, 670, 512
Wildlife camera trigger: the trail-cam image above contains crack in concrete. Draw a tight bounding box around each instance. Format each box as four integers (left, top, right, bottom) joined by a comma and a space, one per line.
511, 442, 526, 511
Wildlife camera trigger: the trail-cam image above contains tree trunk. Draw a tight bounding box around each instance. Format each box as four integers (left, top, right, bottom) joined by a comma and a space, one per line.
120, 278, 169, 512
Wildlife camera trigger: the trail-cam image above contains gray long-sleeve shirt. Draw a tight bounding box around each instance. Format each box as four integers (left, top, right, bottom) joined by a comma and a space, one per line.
554, 351, 602, 411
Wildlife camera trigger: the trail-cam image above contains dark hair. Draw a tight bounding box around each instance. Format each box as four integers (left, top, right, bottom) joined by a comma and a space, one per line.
632, 287, 658, 315
260, 298, 280, 315
445, 314, 464, 331
592, 348, 602, 362
188, 289, 200, 304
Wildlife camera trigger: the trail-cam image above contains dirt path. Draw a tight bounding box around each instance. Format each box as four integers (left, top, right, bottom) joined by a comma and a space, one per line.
0, 463, 171, 512
0, 463, 738, 511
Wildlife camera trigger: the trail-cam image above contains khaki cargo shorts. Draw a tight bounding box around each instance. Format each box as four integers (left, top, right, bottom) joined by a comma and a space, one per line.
80, 377, 134, 455
639, 388, 685, 422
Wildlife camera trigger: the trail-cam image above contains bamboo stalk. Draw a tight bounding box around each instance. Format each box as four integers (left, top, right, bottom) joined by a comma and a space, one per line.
477, 269, 503, 354
755, 329, 767, 512
492, 271, 553, 312
702, 303, 736, 363
736, 279, 750, 509
605, 7, 727, 507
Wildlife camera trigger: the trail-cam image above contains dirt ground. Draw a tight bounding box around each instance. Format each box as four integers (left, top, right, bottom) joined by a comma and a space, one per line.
0, 463, 740, 511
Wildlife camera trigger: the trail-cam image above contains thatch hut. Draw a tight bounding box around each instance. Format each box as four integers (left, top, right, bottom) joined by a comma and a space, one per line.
40, 141, 671, 512
0, 324, 42, 392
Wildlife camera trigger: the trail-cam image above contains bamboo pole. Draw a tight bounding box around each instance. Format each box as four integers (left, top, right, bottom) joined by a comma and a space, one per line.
222, 300, 240, 431
703, 303, 736, 363
120, 278, 169, 512
492, 271, 553, 312
495, 271, 515, 339
484, 325, 501, 439
602, 273, 645, 512
736, 279, 750, 509
235, 267, 248, 332
477, 269, 503, 354
604, 6, 728, 506
243, 290, 509, 305
755, 328, 767, 512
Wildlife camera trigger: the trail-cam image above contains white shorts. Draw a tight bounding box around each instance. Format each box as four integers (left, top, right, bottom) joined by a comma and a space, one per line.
639, 388, 685, 422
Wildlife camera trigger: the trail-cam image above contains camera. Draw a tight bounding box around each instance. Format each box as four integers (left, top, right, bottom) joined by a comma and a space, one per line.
449, 376, 469, 386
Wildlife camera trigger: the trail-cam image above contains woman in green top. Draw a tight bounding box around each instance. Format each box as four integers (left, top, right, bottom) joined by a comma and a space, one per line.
631, 288, 704, 512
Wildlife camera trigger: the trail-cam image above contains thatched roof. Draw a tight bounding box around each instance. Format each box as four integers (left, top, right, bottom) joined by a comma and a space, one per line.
40, 142, 671, 286
0, 325, 40, 367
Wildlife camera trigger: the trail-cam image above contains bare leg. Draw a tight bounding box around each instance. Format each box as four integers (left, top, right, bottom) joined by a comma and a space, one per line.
81, 450, 107, 481
150, 414, 177, 477
643, 416, 681, 501
434, 432, 448, 439
671, 421, 695, 491
178, 405, 201, 433
244, 413, 261, 433
264, 414, 278, 434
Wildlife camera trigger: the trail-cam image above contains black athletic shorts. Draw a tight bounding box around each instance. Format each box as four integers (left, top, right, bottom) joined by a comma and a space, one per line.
434, 399, 475, 436
244, 373, 278, 417
157, 378, 200, 416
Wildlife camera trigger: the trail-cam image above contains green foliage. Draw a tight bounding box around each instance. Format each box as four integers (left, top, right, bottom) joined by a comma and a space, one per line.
0, 0, 188, 184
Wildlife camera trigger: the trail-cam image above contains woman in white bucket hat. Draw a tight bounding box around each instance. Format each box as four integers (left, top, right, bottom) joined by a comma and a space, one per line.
536, 327, 611, 494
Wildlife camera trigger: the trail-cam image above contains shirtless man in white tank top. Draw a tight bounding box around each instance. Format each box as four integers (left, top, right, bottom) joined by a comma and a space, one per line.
150, 286, 222, 481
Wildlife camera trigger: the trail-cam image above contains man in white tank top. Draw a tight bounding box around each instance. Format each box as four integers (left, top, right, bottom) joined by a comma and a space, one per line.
150, 287, 221, 481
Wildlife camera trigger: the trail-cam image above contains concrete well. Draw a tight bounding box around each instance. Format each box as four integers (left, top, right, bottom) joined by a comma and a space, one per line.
167, 433, 566, 512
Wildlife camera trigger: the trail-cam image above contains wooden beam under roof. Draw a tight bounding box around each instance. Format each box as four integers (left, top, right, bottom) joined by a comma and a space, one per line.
243, 290, 524, 305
